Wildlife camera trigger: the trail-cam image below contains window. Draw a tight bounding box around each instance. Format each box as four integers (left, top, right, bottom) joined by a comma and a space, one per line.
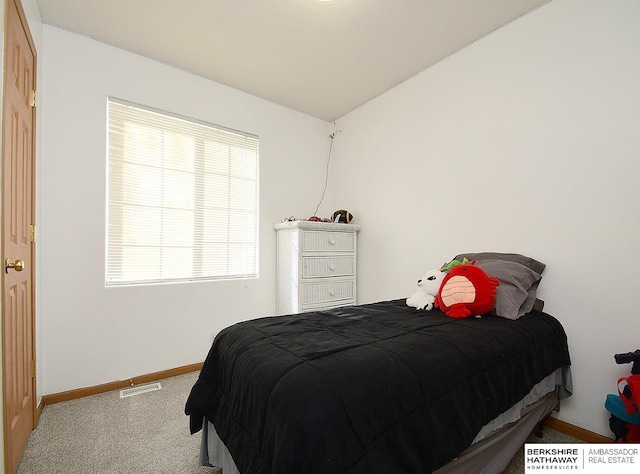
106, 98, 259, 286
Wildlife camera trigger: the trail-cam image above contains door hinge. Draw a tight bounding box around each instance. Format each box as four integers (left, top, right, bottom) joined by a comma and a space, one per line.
31, 360, 36, 378
30, 224, 36, 243
29, 89, 36, 108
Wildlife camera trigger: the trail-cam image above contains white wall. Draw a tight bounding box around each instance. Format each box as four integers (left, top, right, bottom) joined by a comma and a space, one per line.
327, 0, 640, 437
39, 26, 331, 395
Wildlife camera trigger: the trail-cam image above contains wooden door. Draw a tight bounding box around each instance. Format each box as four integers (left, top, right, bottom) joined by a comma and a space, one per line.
2, 0, 36, 472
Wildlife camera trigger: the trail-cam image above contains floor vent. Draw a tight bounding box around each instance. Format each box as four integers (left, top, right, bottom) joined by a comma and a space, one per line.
119, 382, 162, 398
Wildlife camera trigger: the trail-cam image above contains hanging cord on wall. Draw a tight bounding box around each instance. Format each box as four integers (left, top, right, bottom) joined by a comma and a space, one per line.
312, 129, 342, 218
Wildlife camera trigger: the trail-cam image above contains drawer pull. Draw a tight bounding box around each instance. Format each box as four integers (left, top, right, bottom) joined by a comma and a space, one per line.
329, 264, 336, 271
329, 290, 335, 296
329, 238, 336, 245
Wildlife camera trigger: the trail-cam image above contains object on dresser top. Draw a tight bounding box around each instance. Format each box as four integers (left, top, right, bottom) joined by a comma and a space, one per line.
283, 216, 332, 223
331, 209, 353, 223
274, 220, 360, 315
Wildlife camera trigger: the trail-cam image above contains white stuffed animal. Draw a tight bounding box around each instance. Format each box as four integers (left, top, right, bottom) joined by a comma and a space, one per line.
406, 269, 446, 311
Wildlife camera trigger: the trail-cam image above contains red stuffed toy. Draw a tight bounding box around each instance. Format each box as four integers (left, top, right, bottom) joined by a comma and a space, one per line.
436, 261, 499, 318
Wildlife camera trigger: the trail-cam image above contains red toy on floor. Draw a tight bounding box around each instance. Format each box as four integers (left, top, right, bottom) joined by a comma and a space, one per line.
605, 350, 640, 442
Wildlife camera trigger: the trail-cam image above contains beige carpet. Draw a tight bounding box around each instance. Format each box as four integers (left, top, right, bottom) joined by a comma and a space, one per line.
18, 371, 580, 473
18, 372, 215, 474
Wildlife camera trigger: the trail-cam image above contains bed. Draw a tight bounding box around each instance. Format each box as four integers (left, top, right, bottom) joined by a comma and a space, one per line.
185, 253, 572, 473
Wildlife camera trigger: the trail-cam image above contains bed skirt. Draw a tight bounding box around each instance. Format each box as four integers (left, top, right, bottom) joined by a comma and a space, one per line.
199, 366, 571, 474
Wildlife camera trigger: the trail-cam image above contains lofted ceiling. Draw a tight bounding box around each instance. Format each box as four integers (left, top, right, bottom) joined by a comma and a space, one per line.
36, 0, 551, 122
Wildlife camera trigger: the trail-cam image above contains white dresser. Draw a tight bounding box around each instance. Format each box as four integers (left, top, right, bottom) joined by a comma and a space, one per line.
274, 221, 360, 315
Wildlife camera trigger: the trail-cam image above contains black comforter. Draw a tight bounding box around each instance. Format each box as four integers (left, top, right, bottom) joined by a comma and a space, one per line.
185, 299, 571, 473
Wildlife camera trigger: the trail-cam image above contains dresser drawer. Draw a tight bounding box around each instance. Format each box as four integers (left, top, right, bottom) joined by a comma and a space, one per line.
302, 280, 355, 305
302, 231, 355, 252
302, 256, 354, 278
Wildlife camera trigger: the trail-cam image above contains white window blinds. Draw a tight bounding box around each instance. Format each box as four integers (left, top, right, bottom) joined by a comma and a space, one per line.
106, 99, 259, 286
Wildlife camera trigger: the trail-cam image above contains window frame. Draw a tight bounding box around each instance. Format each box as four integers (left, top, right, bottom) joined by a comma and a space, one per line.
105, 97, 260, 286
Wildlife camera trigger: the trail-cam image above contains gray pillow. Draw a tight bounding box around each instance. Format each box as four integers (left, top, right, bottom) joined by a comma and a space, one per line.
454, 252, 546, 275
472, 260, 541, 319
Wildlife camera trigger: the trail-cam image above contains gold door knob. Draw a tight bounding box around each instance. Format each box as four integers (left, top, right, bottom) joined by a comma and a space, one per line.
4, 258, 24, 273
